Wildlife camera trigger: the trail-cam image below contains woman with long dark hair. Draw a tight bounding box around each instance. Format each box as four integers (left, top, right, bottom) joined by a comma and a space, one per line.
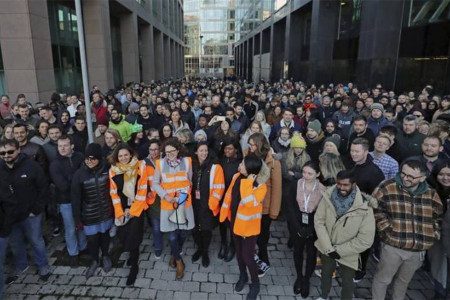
30, 120, 50, 146
247, 132, 282, 277
191, 142, 225, 267
159, 123, 173, 143
109, 144, 148, 286
219, 153, 268, 300
429, 159, 450, 299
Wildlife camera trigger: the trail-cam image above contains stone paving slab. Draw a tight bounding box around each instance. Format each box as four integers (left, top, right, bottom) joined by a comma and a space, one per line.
4, 219, 437, 299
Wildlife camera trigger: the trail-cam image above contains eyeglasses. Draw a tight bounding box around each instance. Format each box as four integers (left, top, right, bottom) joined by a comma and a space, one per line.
0, 150, 16, 156
149, 148, 159, 152
400, 172, 424, 180
413, 114, 423, 117
165, 149, 178, 154
85, 157, 98, 162
248, 143, 256, 147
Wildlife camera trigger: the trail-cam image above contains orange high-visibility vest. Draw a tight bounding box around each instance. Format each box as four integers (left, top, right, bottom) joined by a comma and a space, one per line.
109, 160, 148, 218
220, 173, 267, 237
156, 157, 192, 211
208, 164, 225, 216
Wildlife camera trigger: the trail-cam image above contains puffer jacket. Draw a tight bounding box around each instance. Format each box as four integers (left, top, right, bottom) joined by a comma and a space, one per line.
314, 185, 376, 270
256, 150, 282, 219
71, 161, 114, 226
49, 151, 84, 204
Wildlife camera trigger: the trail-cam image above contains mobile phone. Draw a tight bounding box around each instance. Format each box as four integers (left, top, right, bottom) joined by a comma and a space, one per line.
217, 116, 226, 122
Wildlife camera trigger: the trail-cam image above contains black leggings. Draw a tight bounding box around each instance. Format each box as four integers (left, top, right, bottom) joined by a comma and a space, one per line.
293, 234, 317, 279
87, 232, 111, 262
256, 214, 272, 265
234, 234, 259, 284
219, 220, 234, 247
192, 226, 212, 254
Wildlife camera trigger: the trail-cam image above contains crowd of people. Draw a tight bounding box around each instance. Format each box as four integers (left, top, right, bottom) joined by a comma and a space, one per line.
0, 80, 449, 300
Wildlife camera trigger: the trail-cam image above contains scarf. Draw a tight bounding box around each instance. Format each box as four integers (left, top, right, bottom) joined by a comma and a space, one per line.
330, 188, 356, 218
167, 157, 182, 168
278, 137, 291, 147
112, 156, 139, 200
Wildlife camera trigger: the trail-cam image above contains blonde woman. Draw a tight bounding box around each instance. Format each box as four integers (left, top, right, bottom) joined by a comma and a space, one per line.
318, 134, 345, 186
240, 121, 263, 156
281, 133, 310, 183
255, 111, 271, 138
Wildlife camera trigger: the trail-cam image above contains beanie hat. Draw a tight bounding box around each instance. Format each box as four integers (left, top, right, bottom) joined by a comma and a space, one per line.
307, 119, 322, 135
290, 132, 306, 149
324, 134, 341, 150
85, 143, 103, 160
194, 129, 208, 141
371, 103, 385, 113
97, 117, 108, 127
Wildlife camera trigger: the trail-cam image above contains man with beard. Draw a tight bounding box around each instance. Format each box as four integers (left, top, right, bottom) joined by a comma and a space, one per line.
108, 108, 132, 142
315, 170, 375, 300
305, 119, 325, 164
70, 116, 88, 154
347, 116, 375, 153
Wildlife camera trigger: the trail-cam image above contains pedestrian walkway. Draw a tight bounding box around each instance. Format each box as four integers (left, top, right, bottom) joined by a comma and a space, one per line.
4, 220, 435, 300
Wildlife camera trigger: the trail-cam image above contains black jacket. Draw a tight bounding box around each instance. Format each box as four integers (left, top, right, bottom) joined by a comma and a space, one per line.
20, 141, 48, 173
348, 155, 385, 194
71, 161, 113, 226
180, 109, 196, 131
347, 129, 375, 153
71, 127, 88, 154
219, 156, 242, 190
192, 157, 219, 231
305, 133, 325, 164
49, 152, 84, 204
0, 153, 48, 231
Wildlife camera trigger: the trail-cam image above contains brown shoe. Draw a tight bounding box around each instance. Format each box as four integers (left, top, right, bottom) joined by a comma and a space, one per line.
175, 259, 185, 280
169, 255, 176, 268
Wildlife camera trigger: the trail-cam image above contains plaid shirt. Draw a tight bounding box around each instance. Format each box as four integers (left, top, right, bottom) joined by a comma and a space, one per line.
373, 178, 443, 251
370, 152, 399, 180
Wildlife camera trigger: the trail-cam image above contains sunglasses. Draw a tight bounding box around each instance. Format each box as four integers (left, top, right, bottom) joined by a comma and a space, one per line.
0, 150, 16, 156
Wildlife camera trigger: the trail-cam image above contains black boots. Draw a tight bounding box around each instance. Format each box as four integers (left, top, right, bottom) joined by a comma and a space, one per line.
192, 249, 202, 263
247, 282, 260, 300
293, 277, 302, 295
126, 265, 138, 286
235, 272, 249, 292
218, 242, 227, 259
224, 243, 235, 262
202, 252, 210, 268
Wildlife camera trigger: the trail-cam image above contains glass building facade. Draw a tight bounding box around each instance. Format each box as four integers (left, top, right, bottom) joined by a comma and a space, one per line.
235, 0, 450, 94
184, 0, 239, 77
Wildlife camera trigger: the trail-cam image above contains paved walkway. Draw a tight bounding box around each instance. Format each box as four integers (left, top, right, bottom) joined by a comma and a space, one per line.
4, 219, 436, 300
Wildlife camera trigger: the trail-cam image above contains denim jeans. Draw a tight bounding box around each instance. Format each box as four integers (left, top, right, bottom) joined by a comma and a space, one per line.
9, 214, 49, 275
59, 204, 87, 256
150, 216, 163, 252
168, 230, 187, 261
0, 237, 9, 299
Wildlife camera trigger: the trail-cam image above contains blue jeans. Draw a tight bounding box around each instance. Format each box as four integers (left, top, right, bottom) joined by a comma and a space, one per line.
0, 237, 9, 299
150, 216, 163, 252
9, 214, 49, 275
59, 204, 87, 256
168, 230, 187, 261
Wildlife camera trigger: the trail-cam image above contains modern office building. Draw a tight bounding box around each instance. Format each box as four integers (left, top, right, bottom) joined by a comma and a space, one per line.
235, 0, 450, 94
184, 0, 246, 78
0, 0, 185, 104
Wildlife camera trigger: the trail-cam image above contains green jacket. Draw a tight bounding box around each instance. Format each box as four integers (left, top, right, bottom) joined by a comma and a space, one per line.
314, 185, 376, 270
109, 116, 132, 142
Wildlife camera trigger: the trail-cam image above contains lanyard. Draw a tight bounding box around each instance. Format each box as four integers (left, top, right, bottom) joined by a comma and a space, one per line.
303, 180, 317, 213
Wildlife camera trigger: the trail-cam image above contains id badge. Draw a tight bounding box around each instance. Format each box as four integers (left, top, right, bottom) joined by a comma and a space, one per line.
195, 190, 201, 200
302, 213, 309, 225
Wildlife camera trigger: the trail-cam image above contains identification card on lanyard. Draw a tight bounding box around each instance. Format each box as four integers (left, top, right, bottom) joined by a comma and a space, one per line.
195, 190, 201, 200
302, 180, 317, 224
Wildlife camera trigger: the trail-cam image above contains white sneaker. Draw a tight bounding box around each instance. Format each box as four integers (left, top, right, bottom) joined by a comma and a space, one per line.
109, 225, 117, 238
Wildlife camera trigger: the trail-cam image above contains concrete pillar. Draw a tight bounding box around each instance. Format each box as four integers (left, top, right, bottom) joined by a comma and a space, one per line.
0, 0, 56, 103
357, 0, 405, 90
141, 24, 155, 82
170, 39, 176, 78
83, 0, 114, 91
120, 11, 140, 83
308, 0, 339, 85
163, 36, 171, 79
153, 29, 164, 81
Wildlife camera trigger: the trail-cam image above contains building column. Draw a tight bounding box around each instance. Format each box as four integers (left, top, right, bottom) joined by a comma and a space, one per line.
153, 29, 164, 81
0, 0, 56, 103
170, 39, 176, 78
308, 0, 339, 85
357, 0, 405, 89
120, 11, 140, 83
163, 36, 171, 79
141, 24, 155, 82
83, 0, 114, 91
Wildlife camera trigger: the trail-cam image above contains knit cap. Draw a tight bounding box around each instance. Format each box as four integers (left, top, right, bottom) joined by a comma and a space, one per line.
324, 134, 341, 150
371, 103, 384, 113
85, 143, 103, 160
290, 132, 306, 148
194, 129, 208, 141
307, 119, 322, 135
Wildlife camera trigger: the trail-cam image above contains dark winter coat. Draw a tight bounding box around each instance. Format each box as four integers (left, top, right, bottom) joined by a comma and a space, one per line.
71, 161, 114, 226
348, 155, 385, 194
49, 151, 84, 204
0, 153, 48, 231
305, 132, 325, 164
395, 130, 426, 163
20, 141, 48, 173
71, 127, 88, 154
192, 157, 219, 231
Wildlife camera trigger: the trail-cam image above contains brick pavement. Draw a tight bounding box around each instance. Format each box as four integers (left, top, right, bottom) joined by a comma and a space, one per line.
4, 220, 436, 299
